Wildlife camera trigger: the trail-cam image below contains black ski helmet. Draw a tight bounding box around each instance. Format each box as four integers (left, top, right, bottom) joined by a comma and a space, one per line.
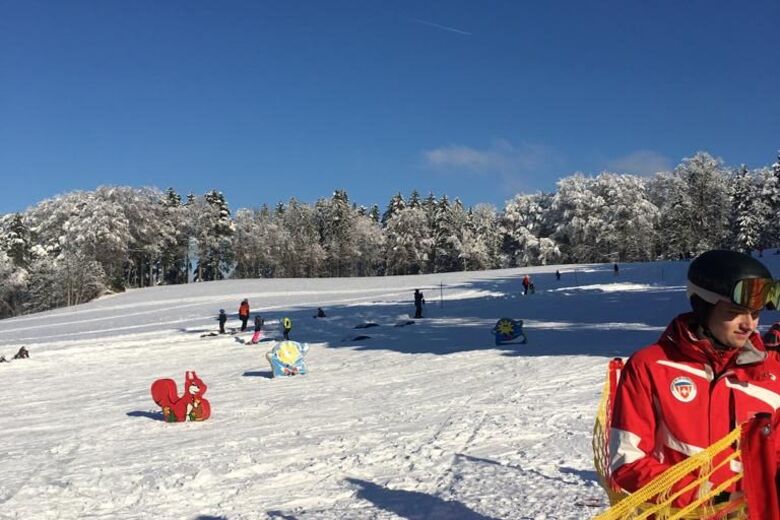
687, 250, 773, 321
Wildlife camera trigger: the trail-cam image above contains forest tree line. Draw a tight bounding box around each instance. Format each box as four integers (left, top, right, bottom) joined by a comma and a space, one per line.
1, 151, 779, 318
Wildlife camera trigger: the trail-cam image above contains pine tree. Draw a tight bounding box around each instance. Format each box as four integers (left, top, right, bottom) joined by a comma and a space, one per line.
408, 190, 422, 209
381, 193, 406, 226
200, 191, 235, 281
316, 190, 356, 276
159, 188, 188, 284
384, 207, 431, 275
432, 195, 466, 272
0, 213, 33, 268
729, 165, 766, 253
761, 152, 780, 250
163, 187, 182, 208
369, 205, 380, 223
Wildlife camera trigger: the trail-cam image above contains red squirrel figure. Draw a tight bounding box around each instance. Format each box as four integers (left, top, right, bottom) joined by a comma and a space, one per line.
150, 371, 211, 422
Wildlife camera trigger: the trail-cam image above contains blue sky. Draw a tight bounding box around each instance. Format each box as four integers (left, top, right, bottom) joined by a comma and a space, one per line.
1, 1, 778, 214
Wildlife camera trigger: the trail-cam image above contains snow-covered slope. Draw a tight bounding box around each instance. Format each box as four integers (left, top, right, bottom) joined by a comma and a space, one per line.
2, 258, 779, 519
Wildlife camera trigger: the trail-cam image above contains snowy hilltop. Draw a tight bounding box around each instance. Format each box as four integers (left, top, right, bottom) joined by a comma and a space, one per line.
2, 258, 780, 519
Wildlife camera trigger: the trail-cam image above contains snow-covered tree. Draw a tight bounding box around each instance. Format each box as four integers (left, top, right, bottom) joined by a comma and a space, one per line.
189, 191, 235, 281
0, 213, 33, 268
460, 204, 501, 270
431, 196, 467, 272
368, 204, 380, 223
728, 165, 769, 254
501, 192, 558, 266
352, 213, 386, 276
278, 198, 326, 277
0, 250, 27, 318
384, 207, 432, 275
232, 206, 282, 278
592, 173, 658, 262
159, 188, 189, 284
316, 190, 357, 277
675, 152, 730, 254
25, 251, 105, 312
381, 193, 406, 226
550, 173, 657, 263
759, 153, 780, 251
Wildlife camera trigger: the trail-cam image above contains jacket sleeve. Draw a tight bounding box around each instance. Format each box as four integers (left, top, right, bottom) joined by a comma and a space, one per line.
610, 355, 698, 506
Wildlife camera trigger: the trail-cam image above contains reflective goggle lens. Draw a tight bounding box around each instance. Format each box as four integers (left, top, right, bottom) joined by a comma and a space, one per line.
732, 278, 780, 310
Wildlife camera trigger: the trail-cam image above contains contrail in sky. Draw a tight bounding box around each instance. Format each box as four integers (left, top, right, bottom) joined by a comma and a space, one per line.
413, 18, 472, 36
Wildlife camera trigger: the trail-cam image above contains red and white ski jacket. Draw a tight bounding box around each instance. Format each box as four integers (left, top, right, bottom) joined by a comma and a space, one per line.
609, 313, 780, 506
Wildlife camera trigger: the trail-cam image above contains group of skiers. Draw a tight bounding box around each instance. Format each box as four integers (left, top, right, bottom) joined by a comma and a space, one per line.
217, 299, 292, 344
215, 291, 427, 341
609, 250, 780, 509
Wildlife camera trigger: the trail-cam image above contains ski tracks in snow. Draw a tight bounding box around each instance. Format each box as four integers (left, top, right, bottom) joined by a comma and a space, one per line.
0, 312, 611, 519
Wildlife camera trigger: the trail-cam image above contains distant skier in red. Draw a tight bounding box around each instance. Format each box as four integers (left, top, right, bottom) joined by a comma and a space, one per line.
522, 275, 531, 295
238, 299, 250, 331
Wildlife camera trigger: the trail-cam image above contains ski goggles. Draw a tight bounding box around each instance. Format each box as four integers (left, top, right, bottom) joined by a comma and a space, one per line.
732, 278, 780, 311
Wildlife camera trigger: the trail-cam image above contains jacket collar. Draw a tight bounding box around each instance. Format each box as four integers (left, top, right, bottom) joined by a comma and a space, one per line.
660, 313, 767, 373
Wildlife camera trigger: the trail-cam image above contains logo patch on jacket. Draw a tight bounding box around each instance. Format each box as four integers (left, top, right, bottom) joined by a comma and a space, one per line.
670, 376, 697, 402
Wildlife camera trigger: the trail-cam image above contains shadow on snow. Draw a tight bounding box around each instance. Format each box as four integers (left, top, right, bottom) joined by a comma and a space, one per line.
346, 477, 498, 520
268, 268, 706, 358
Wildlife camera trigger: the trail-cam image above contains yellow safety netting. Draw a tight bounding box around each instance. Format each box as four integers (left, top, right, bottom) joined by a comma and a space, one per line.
593, 361, 747, 519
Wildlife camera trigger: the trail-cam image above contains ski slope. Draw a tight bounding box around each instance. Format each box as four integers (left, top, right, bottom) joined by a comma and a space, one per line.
2, 258, 780, 519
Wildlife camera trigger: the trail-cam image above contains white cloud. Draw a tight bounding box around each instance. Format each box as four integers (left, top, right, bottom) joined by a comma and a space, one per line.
423, 140, 557, 176
605, 150, 672, 176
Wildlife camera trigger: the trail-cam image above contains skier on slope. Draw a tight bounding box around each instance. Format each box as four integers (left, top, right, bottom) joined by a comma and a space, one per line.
522, 275, 532, 295
282, 317, 292, 340
414, 289, 425, 319
609, 250, 780, 508
251, 314, 264, 344
218, 309, 227, 334
238, 299, 250, 332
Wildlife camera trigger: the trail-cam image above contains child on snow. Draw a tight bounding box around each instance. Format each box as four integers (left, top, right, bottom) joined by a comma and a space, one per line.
218, 309, 227, 334
251, 315, 264, 344
282, 317, 292, 340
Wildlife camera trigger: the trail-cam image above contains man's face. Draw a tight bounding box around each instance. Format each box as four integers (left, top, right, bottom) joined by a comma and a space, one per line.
707, 300, 761, 349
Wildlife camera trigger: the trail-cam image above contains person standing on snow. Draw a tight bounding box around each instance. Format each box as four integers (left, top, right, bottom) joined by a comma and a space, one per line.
282, 317, 292, 340
238, 299, 250, 331
251, 314, 264, 344
218, 309, 227, 334
414, 289, 425, 319
609, 250, 780, 508
522, 274, 531, 295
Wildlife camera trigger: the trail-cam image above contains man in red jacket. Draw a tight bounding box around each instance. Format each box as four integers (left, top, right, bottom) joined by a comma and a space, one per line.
610, 250, 780, 507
